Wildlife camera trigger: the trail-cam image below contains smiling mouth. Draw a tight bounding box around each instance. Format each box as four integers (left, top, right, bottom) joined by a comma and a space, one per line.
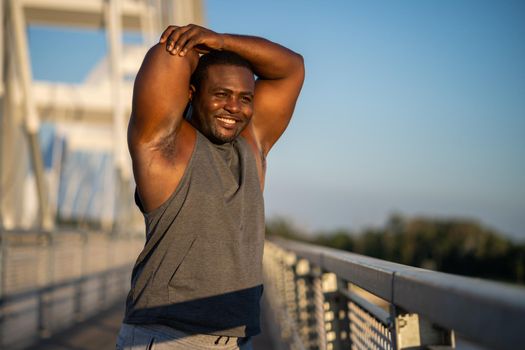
216, 116, 237, 125
215, 115, 241, 130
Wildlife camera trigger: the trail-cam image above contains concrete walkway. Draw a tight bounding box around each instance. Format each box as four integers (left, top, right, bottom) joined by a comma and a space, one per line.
28, 303, 275, 350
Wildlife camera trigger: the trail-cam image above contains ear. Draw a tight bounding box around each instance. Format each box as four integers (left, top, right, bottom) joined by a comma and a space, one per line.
189, 84, 196, 101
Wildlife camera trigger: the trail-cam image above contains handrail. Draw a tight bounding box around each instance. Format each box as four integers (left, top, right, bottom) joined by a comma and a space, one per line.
267, 237, 525, 350
0, 228, 143, 349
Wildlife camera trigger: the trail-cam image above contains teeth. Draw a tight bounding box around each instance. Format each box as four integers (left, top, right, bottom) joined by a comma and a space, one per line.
217, 117, 236, 125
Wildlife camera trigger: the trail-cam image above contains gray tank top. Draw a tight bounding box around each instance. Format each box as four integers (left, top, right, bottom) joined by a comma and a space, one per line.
124, 130, 265, 337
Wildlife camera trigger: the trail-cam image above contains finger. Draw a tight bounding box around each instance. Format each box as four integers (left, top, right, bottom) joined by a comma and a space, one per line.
179, 37, 200, 56
166, 33, 178, 53
166, 27, 191, 54
173, 25, 199, 55
159, 25, 178, 43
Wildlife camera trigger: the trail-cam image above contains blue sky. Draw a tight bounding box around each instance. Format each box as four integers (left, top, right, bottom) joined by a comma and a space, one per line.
29, 1, 525, 239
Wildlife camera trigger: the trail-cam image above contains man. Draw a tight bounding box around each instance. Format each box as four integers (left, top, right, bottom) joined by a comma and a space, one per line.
117, 24, 304, 349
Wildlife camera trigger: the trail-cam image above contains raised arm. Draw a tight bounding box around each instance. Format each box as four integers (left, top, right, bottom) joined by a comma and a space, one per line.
128, 43, 198, 212
160, 24, 305, 156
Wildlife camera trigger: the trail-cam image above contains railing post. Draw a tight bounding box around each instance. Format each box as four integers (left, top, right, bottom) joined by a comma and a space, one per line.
295, 259, 312, 348
312, 266, 326, 350
283, 252, 299, 336
395, 312, 455, 349
323, 274, 350, 350
390, 303, 399, 350
295, 259, 326, 350
39, 231, 53, 338
74, 230, 88, 321
277, 249, 288, 337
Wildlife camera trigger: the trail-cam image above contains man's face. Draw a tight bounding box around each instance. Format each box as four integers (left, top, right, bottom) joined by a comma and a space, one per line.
191, 64, 255, 144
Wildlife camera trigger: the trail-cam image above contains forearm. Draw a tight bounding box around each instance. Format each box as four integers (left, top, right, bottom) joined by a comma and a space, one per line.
160, 24, 303, 81
221, 33, 304, 80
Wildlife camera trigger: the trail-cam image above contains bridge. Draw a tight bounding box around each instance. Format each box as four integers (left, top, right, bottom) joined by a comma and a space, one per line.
1, 1, 525, 349
1, 229, 524, 350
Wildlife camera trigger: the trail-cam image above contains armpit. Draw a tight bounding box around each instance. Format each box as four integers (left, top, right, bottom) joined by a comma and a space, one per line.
153, 128, 178, 164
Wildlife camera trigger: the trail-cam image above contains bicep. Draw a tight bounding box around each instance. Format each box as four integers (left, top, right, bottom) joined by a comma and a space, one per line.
129, 43, 195, 149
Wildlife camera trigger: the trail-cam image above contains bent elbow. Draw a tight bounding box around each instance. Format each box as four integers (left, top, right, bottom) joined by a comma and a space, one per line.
294, 53, 305, 83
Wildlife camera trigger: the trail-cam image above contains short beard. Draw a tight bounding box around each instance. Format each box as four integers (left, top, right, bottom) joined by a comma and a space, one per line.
209, 126, 242, 144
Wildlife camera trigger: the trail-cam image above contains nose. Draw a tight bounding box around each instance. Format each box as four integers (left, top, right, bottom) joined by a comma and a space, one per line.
224, 96, 240, 113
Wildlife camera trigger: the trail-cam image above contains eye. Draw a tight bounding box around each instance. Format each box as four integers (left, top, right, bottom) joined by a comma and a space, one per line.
215, 92, 227, 98
241, 96, 253, 103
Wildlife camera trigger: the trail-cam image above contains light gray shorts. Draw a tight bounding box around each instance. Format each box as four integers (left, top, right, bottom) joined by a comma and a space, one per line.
116, 323, 253, 350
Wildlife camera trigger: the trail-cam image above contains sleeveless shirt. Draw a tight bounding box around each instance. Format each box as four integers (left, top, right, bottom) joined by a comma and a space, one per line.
123, 130, 265, 337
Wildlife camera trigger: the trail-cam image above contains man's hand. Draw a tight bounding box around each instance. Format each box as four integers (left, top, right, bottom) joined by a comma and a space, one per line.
159, 24, 224, 56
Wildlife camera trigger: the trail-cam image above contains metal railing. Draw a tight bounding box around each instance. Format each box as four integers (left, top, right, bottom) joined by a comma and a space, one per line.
263, 238, 525, 350
0, 229, 144, 350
